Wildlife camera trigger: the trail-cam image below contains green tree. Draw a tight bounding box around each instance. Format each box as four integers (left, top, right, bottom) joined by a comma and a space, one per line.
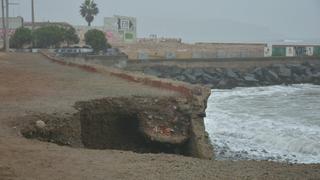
80, 0, 99, 26
10, 27, 32, 48
33, 26, 65, 48
84, 29, 110, 52
63, 27, 80, 46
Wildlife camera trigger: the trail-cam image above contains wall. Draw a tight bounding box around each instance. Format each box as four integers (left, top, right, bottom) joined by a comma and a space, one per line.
314, 47, 320, 57
60, 54, 128, 68
117, 41, 266, 60
0, 16, 23, 47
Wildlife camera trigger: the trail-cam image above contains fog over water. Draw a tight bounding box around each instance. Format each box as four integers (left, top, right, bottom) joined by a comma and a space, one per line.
11, 0, 320, 42
205, 84, 320, 164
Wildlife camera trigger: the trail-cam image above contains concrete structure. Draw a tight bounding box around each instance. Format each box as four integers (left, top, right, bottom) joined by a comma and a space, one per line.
104, 15, 137, 44
75, 15, 137, 46
264, 47, 272, 57
286, 47, 295, 57
272, 44, 320, 57
306, 47, 314, 56
0, 16, 23, 48
117, 40, 267, 60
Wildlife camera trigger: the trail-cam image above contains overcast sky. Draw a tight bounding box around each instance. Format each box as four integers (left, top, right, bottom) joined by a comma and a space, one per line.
10, 0, 320, 42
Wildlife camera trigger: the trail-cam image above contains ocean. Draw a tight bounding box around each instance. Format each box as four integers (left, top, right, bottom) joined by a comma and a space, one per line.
204, 84, 320, 164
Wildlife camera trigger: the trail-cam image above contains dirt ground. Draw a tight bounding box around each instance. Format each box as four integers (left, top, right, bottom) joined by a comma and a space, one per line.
0, 53, 320, 180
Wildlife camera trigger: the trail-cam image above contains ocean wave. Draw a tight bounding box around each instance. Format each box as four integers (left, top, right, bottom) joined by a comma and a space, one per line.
205, 84, 320, 164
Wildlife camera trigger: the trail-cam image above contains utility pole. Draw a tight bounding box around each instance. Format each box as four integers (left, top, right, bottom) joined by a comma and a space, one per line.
1, 0, 7, 50
31, 0, 34, 31
5, 0, 9, 52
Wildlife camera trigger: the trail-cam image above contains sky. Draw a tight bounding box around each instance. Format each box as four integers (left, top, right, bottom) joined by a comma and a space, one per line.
8, 0, 320, 43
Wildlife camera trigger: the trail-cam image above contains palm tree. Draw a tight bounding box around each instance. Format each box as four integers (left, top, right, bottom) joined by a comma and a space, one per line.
80, 0, 99, 26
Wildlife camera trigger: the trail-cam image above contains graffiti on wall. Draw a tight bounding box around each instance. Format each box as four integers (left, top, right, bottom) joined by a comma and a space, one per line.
0, 29, 16, 38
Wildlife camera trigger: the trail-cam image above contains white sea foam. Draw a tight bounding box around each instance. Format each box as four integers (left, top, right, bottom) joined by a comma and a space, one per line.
205, 84, 320, 164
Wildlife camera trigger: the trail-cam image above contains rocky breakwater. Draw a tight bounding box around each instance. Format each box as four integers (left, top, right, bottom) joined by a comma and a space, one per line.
142, 61, 320, 89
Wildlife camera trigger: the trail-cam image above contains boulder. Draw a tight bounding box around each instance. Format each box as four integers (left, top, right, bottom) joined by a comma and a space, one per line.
264, 69, 279, 82
287, 64, 306, 76
184, 73, 197, 84
143, 67, 162, 77
200, 73, 214, 84
167, 66, 183, 76
225, 69, 239, 79
192, 68, 205, 78
175, 75, 187, 82
252, 67, 264, 79
312, 72, 320, 79
243, 74, 259, 82
278, 67, 292, 78
305, 68, 313, 77
292, 73, 303, 82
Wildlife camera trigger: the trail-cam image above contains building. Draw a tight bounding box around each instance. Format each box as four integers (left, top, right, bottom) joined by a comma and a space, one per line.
267, 43, 320, 57
0, 16, 24, 48
104, 15, 137, 44
75, 15, 137, 46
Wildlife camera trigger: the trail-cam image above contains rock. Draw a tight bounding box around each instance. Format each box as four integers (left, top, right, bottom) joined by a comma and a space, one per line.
252, 67, 264, 79
225, 69, 239, 79
302, 61, 312, 68
201, 73, 214, 84
264, 69, 279, 82
175, 75, 187, 81
312, 72, 320, 78
165, 66, 182, 76
287, 64, 306, 75
217, 79, 239, 89
243, 74, 259, 82
217, 79, 228, 88
184, 73, 197, 83
312, 72, 320, 84
305, 68, 313, 77
292, 73, 303, 82
192, 68, 205, 78
35, 120, 46, 129
204, 67, 215, 74
278, 67, 292, 78
143, 67, 162, 77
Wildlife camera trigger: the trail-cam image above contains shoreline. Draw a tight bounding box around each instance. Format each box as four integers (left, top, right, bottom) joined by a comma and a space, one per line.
1, 52, 320, 179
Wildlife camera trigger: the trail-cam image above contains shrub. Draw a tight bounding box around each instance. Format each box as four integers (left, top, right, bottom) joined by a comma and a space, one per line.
84, 29, 110, 52
10, 27, 32, 48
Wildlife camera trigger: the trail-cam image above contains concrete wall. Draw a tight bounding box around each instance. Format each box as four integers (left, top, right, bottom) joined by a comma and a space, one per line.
0, 16, 24, 47
118, 41, 266, 60
60, 55, 128, 68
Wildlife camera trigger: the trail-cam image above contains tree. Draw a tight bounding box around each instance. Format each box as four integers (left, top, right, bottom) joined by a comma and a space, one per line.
32, 25, 79, 48
80, 0, 99, 26
84, 29, 110, 52
33, 26, 65, 48
63, 27, 80, 46
10, 27, 32, 48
